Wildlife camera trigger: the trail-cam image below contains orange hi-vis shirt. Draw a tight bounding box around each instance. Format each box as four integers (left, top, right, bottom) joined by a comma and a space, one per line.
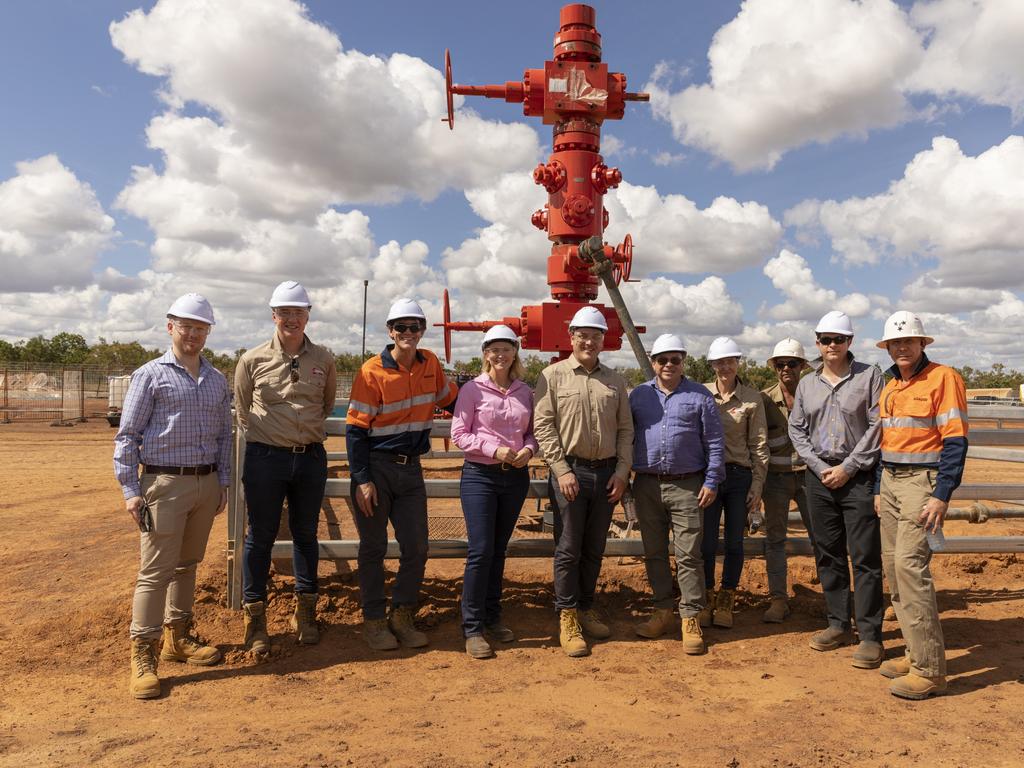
345, 345, 458, 485
879, 355, 968, 502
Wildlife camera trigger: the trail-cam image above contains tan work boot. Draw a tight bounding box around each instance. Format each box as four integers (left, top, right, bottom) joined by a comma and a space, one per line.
243, 601, 270, 654
363, 618, 399, 651
577, 608, 611, 639
291, 592, 319, 645
809, 625, 854, 651
681, 616, 706, 655
712, 588, 736, 629
762, 598, 791, 624
129, 638, 161, 700
465, 635, 494, 659
883, 603, 897, 622
890, 673, 947, 700
879, 656, 912, 679
559, 609, 590, 657
698, 589, 715, 628
852, 640, 884, 669
388, 604, 428, 648
635, 608, 675, 639
160, 618, 222, 666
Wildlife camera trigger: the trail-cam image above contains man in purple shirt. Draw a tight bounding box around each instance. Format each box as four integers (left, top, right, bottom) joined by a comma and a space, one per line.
629, 334, 724, 655
114, 293, 231, 699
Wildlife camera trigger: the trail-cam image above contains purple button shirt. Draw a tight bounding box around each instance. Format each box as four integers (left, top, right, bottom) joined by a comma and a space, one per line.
114, 349, 232, 499
450, 374, 539, 464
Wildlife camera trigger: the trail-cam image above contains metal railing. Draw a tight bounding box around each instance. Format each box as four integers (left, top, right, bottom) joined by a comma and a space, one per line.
224, 402, 1024, 608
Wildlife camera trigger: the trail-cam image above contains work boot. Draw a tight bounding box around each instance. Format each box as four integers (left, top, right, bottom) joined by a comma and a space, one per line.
577, 608, 611, 639
291, 592, 319, 645
243, 601, 270, 654
160, 618, 222, 666
388, 604, 428, 648
890, 673, 947, 700
879, 656, 912, 679
129, 638, 161, 700
681, 616, 706, 655
698, 589, 715, 628
884, 603, 898, 622
484, 622, 515, 643
559, 609, 590, 658
852, 640, 884, 669
635, 608, 676, 639
465, 635, 494, 659
809, 625, 855, 651
762, 598, 791, 624
363, 618, 399, 651
712, 588, 736, 629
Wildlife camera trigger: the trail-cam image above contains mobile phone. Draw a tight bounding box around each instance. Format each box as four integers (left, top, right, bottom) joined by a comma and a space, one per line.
138, 502, 153, 533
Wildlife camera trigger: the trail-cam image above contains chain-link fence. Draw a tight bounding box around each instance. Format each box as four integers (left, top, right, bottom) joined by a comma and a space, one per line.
0, 363, 135, 423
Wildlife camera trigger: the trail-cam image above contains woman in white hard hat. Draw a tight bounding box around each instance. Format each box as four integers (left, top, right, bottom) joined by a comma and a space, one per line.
699, 337, 769, 629
450, 325, 538, 659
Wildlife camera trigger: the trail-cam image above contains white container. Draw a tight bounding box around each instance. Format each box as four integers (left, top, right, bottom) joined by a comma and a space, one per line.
108, 375, 132, 411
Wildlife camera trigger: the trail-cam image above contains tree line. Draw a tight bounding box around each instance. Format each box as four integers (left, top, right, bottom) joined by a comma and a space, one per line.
2, 333, 1023, 392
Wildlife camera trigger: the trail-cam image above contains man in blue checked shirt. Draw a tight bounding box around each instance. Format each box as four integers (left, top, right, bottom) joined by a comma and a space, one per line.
114, 293, 231, 700
629, 334, 724, 655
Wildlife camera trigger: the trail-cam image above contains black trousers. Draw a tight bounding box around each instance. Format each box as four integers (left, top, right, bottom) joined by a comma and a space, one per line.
805, 468, 883, 642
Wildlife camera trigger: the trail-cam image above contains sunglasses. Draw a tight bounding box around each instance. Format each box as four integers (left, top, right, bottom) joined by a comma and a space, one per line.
817, 335, 849, 346
289, 357, 300, 383
654, 355, 683, 366
392, 323, 422, 334
774, 360, 802, 370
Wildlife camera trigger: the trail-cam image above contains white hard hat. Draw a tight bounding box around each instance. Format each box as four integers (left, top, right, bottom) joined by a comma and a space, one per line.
166, 293, 216, 325
269, 280, 312, 308
815, 310, 854, 336
707, 336, 742, 361
650, 334, 686, 357
481, 325, 519, 351
877, 310, 934, 349
386, 297, 427, 323
767, 337, 807, 364
568, 306, 608, 331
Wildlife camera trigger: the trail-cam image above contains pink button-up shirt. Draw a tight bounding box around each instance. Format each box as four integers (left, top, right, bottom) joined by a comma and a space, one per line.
451, 374, 539, 464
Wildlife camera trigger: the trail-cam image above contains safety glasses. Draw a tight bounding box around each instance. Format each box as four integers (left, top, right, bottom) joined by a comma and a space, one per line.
392, 323, 422, 334
816, 335, 849, 347
654, 355, 683, 366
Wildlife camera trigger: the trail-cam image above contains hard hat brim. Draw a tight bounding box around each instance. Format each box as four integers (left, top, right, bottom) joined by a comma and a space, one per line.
876, 335, 934, 349
167, 312, 215, 326
270, 301, 313, 308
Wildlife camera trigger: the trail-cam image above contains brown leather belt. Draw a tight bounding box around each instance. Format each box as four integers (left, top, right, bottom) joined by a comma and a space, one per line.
142, 464, 217, 476
566, 456, 617, 469
639, 471, 702, 482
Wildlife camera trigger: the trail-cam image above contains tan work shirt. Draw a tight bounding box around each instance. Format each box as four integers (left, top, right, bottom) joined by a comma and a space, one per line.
533, 355, 634, 482
235, 334, 337, 447
761, 381, 806, 474
705, 378, 769, 498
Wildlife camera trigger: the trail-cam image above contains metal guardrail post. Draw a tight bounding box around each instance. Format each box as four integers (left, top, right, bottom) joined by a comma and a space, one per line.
226, 425, 246, 609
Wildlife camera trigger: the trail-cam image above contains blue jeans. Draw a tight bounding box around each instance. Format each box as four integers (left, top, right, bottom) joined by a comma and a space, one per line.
701, 464, 752, 590
549, 463, 616, 611
460, 461, 530, 637
242, 442, 327, 603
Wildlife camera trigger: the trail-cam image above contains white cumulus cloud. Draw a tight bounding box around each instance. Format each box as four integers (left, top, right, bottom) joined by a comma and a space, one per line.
762, 249, 871, 323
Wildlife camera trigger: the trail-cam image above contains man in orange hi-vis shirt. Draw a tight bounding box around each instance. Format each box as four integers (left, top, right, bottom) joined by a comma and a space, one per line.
873, 311, 968, 701
346, 298, 459, 653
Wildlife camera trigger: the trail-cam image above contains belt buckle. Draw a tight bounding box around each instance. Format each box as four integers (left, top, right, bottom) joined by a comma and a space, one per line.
500, 462, 511, 471
292, 445, 307, 454
395, 454, 409, 465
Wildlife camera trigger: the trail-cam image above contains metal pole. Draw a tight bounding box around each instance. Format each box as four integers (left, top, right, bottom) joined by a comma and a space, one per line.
2, 366, 8, 423
361, 279, 369, 359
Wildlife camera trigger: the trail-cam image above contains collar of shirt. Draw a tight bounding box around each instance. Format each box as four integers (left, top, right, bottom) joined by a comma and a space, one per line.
813, 352, 857, 387
886, 352, 931, 381
382, 344, 426, 370
473, 372, 527, 396
270, 332, 310, 356
570, 356, 603, 374
709, 376, 748, 404
642, 376, 692, 397
157, 348, 215, 378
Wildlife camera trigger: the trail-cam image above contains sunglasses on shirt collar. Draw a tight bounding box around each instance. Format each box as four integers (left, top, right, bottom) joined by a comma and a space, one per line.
289, 357, 300, 383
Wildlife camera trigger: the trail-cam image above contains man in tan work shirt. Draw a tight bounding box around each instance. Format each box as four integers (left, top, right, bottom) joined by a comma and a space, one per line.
234, 280, 337, 653
534, 306, 633, 657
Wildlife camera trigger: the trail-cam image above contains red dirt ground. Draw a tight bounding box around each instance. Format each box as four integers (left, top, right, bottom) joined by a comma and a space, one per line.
0, 420, 1022, 768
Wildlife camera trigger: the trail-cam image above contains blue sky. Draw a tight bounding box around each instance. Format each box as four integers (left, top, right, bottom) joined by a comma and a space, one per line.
2, 0, 1023, 368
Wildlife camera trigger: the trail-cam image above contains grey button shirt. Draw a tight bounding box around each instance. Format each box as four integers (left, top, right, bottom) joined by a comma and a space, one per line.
788, 356, 883, 479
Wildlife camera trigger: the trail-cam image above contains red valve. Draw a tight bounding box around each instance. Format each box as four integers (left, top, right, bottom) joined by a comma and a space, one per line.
533, 160, 567, 193
561, 193, 594, 228
531, 207, 548, 230
590, 163, 621, 194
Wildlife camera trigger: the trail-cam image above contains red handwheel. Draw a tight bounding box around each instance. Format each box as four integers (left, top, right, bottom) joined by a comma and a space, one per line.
441, 288, 453, 362
443, 49, 455, 130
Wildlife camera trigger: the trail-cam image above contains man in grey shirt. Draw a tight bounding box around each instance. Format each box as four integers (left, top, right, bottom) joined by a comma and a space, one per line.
789, 310, 884, 670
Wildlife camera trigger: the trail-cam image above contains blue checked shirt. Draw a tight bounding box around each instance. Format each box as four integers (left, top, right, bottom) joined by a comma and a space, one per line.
114, 349, 232, 499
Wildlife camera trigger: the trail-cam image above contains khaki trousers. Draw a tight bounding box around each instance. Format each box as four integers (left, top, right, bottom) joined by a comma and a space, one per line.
879, 467, 946, 678
130, 472, 220, 640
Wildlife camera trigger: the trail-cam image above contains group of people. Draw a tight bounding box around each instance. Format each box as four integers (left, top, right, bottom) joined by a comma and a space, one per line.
114, 283, 968, 704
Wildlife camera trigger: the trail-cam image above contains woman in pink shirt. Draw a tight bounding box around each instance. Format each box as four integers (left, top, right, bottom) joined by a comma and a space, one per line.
451, 325, 538, 659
